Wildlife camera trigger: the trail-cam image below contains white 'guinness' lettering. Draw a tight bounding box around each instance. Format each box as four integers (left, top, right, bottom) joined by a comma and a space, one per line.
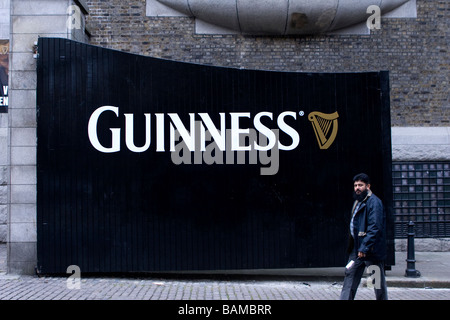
87, 106, 301, 154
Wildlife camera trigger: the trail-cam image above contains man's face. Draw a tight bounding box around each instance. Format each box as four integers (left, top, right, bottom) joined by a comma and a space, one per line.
354, 180, 370, 196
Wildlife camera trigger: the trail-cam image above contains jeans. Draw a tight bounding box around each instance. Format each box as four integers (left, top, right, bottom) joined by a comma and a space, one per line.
340, 251, 388, 300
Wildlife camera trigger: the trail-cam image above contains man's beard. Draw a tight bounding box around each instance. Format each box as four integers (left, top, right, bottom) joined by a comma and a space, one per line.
353, 189, 368, 202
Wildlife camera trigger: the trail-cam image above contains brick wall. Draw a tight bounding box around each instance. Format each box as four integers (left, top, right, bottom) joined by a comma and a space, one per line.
85, 0, 449, 126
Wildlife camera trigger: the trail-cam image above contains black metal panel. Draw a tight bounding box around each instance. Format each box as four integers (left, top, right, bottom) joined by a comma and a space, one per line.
393, 161, 450, 238
37, 38, 394, 274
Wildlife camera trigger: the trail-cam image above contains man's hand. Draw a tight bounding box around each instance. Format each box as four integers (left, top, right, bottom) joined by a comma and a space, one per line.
358, 251, 366, 258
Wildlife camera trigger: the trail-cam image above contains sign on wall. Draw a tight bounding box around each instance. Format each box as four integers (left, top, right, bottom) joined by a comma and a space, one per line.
0, 40, 8, 113
37, 38, 394, 273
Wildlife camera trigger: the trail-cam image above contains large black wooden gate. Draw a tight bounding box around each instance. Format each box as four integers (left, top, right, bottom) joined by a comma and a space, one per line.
37, 38, 394, 274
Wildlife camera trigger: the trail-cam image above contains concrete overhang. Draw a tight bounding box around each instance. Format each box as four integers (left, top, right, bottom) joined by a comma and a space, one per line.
153, 0, 412, 35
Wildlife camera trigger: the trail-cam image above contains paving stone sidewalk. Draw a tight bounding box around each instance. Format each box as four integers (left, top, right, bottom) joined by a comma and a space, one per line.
0, 275, 450, 300
1, 244, 450, 300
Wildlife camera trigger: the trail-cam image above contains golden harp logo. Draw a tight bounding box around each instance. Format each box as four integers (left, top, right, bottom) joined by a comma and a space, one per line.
308, 111, 339, 150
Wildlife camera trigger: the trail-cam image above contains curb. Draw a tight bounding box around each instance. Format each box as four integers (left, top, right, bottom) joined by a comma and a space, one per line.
386, 277, 450, 289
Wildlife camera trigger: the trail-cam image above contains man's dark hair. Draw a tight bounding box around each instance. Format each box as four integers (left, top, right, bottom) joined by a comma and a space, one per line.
353, 173, 370, 184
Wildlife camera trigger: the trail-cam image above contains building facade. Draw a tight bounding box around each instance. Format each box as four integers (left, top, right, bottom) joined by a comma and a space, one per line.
0, 0, 448, 274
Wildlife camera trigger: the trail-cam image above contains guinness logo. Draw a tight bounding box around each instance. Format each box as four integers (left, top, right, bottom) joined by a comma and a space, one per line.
308, 111, 339, 150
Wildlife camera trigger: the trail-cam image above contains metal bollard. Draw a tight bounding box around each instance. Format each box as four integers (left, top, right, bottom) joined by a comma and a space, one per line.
405, 221, 421, 278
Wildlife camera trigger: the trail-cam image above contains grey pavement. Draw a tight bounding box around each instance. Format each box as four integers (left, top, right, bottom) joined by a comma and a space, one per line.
0, 243, 449, 300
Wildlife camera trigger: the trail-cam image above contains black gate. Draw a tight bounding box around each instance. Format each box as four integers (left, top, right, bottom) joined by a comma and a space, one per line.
36, 38, 394, 274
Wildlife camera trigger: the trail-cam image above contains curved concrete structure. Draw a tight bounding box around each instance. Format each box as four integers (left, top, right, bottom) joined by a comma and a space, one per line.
157, 0, 410, 35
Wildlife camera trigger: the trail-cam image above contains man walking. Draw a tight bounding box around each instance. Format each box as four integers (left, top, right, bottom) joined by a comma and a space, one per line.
340, 173, 388, 300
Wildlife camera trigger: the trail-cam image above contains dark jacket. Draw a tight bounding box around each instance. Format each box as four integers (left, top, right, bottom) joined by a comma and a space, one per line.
348, 190, 386, 261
